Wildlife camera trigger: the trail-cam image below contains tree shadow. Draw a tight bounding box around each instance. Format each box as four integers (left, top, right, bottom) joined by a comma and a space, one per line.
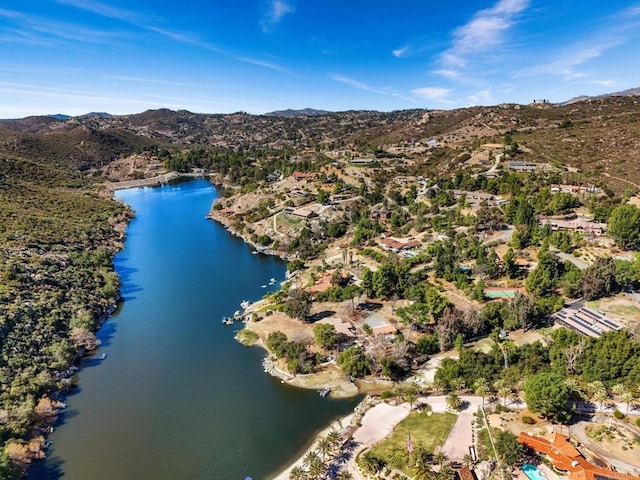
95, 320, 117, 348
26, 455, 64, 480
308, 310, 336, 322
113, 263, 142, 301
358, 302, 383, 311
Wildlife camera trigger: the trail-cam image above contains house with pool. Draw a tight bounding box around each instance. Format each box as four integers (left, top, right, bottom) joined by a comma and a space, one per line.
518, 432, 639, 480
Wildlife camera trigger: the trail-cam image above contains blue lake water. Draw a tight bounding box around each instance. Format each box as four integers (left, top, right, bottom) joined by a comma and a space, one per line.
29, 179, 359, 480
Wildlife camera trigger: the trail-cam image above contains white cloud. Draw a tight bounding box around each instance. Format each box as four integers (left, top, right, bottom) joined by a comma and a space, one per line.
332, 75, 414, 102
261, 0, 294, 33
442, 0, 529, 67
392, 45, 409, 58
433, 69, 459, 79
411, 87, 451, 101
55, 0, 291, 73
515, 41, 622, 80
593, 80, 615, 87
466, 89, 492, 105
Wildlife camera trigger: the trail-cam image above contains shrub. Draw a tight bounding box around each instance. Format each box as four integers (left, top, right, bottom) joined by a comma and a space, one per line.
613, 409, 624, 420
236, 329, 259, 346
636, 417, 640, 428
521, 415, 536, 425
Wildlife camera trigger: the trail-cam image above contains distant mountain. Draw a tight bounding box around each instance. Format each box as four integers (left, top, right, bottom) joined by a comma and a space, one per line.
562, 87, 640, 105
77, 112, 112, 118
49, 114, 72, 120
265, 108, 332, 117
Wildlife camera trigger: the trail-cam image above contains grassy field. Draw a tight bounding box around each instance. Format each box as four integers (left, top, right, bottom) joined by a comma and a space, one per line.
370, 411, 457, 463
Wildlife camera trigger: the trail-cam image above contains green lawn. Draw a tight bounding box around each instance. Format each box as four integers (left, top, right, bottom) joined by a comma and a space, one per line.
608, 304, 640, 317
370, 411, 457, 464
277, 213, 303, 228
585, 300, 601, 310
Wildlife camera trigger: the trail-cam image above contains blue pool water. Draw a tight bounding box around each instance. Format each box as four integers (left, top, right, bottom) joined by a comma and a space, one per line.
522, 463, 547, 480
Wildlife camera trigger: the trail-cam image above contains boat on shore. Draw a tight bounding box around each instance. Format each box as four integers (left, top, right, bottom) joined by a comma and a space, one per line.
319, 388, 330, 398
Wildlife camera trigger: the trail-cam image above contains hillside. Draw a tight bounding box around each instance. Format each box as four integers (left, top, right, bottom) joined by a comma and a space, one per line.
2, 95, 639, 187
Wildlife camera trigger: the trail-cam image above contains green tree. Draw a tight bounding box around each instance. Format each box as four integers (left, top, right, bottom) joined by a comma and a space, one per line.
494, 430, 524, 465
312, 323, 339, 350
284, 289, 313, 321
336, 346, 372, 377
524, 372, 572, 422
608, 204, 640, 249
289, 465, 307, 480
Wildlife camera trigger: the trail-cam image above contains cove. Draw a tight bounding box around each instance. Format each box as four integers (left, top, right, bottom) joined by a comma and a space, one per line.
28, 179, 359, 480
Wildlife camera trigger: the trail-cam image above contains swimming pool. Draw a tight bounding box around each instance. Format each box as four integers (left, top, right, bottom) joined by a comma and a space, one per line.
522, 463, 547, 480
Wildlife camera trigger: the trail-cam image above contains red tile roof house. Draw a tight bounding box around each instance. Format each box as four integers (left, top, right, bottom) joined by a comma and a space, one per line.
293, 171, 317, 181
518, 433, 639, 480
378, 237, 421, 252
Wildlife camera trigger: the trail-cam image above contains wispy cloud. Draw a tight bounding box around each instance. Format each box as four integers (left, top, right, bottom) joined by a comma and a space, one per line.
515, 4, 640, 83
0, 8, 126, 46
442, 0, 529, 67
515, 40, 623, 81
466, 89, 493, 105
105, 75, 221, 89
332, 74, 414, 102
392, 45, 409, 58
261, 0, 294, 33
411, 87, 452, 102
0, 81, 248, 114
433, 69, 459, 79
56, 0, 291, 73
55, 0, 145, 23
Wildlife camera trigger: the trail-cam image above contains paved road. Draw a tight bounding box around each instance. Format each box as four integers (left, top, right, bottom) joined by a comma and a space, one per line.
441, 397, 482, 460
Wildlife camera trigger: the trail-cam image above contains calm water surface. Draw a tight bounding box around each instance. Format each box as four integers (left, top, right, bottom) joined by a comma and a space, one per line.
29, 179, 359, 480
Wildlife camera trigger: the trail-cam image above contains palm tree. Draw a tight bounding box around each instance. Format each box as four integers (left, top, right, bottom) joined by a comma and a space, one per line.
326, 429, 342, 452
306, 457, 325, 480
588, 381, 609, 410
498, 386, 512, 406
462, 453, 475, 467
289, 465, 307, 480
316, 437, 332, 462
474, 377, 491, 404
564, 377, 582, 397
446, 392, 462, 411
412, 453, 437, 480
438, 465, 456, 480
404, 383, 420, 410
592, 389, 609, 411
433, 451, 449, 467
450, 377, 465, 394
359, 451, 383, 475
434, 377, 449, 395
337, 471, 353, 480
621, 390, 636, 413
612, 383, 629, 399
303, 450, 321, 468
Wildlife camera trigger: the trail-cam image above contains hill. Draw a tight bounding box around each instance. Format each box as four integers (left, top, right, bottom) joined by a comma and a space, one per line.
266, 108, 332, 117
2, 95, 640, 187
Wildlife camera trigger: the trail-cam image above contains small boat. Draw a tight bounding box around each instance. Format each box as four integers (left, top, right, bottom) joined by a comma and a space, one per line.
222, 316, 234, 325
319, 388, 330, 397
261, 284, 267, 288
252, 251, 258, 255
240, 300, 251, 309
99, 353, 107, 360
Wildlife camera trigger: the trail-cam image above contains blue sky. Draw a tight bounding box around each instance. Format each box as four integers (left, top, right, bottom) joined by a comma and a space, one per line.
1, 0, 639, 118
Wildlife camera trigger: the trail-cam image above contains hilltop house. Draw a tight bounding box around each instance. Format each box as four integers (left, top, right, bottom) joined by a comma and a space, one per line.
540, 217, 607, 236
378, 237, 422, 252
